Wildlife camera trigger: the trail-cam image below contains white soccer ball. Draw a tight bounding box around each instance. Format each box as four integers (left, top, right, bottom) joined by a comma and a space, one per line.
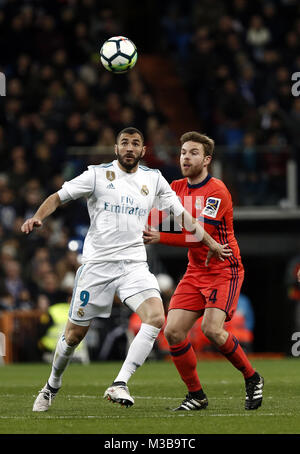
100, 36, 138, 74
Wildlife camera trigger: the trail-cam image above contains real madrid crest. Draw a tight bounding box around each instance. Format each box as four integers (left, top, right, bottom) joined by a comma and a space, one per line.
77, 307, 85, 317
141, 185, 149, 196
106, 170, 115, 181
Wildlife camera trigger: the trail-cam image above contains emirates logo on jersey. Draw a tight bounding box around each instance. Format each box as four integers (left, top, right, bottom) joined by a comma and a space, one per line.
141, 185, 149, 196
106, 171, 115, 181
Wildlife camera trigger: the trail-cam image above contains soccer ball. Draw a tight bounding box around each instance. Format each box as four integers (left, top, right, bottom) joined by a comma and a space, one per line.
100, 36, 137, 74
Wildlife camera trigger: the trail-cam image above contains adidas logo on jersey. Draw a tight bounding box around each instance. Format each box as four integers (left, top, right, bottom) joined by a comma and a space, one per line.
106, 183, 115, 189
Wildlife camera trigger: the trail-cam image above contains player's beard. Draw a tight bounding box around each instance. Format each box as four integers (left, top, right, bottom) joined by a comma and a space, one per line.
116, 149, 143, 171
181, 160, 205, 179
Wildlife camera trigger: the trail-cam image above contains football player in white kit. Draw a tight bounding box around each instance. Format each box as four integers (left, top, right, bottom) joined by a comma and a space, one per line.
21, 127, 231, 411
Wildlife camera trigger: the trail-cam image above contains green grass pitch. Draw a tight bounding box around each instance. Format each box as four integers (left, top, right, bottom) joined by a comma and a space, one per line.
0, 358, 299, 435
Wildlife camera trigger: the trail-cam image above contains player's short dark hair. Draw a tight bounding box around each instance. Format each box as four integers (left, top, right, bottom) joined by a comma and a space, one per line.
180, 131, 214, 157
116, 127, 144, 144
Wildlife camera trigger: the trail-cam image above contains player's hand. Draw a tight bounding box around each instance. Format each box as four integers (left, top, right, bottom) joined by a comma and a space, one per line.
143, 227, 160, 244
205, 242, 232, 267
21, 218, 43, 234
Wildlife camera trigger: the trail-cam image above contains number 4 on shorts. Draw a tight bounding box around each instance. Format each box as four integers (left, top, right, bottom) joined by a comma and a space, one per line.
208, 289, 217, 304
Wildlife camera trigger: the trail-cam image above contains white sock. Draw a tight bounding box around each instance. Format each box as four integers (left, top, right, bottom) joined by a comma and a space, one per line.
48, 334, 77, 389
114, 323, 161, 384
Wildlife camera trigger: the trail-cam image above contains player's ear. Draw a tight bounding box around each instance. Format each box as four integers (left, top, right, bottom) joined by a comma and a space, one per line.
114, 144, 118, 155
204, 155, 212, 166
141, 146, 146, 158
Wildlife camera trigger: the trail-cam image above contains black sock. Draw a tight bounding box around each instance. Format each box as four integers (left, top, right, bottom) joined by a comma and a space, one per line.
189, 389, 206, 400
47, 382, 59, 394
245, 371, 260, 383
112, 381, 126, 387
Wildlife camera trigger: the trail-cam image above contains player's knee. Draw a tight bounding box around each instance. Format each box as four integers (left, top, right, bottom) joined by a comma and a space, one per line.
64, 334, 81, 347
137, 298, 165, 329
146, 312, 165, 329
201, 320, 221, 343
164, 325, 184, 346
64, 328, 85, 346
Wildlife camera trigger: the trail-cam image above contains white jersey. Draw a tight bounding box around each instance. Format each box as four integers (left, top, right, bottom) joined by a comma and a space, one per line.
57, 160, 184, 263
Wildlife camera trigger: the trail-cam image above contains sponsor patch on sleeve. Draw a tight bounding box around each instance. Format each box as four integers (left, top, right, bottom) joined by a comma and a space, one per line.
201, 197, 221, 218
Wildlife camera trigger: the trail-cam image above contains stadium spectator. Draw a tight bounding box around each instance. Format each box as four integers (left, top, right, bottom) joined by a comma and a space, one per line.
55, 250, 80, 283
246, 15, 271, 58
1, 259, 25, 307
36, 271, 68, 307
0, 291, 15, 313
0, 187, 18, 233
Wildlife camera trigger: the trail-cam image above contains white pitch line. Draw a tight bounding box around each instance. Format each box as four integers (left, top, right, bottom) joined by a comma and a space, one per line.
0, 413, 293, 420
0, 394, 279, 401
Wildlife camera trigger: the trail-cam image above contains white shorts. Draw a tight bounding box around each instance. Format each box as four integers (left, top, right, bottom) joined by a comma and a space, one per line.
68, 260, 161, 326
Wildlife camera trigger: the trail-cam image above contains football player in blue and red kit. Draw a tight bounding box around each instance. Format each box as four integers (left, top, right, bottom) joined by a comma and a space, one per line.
144, 131, 264, 411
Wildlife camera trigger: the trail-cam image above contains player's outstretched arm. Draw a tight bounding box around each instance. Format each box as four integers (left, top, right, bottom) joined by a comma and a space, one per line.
144, 210, 232, 259
21, 193, 62, 234
143, 227, 200, 248
144, 208, 232, 265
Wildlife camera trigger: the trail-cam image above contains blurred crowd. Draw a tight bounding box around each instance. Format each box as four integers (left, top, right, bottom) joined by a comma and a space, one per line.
0, 0, 299, 323
161, 0, 300, 204
0, 0, 174, 315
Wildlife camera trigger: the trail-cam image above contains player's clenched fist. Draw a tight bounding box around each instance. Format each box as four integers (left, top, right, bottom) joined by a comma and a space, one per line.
21, 218, 43, 234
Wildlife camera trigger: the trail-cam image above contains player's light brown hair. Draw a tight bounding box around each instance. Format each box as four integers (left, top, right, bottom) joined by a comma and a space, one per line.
180, 131, 214, 157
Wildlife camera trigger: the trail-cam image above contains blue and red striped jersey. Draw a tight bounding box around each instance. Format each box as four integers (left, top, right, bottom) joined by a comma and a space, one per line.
150, 174, 243, 272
